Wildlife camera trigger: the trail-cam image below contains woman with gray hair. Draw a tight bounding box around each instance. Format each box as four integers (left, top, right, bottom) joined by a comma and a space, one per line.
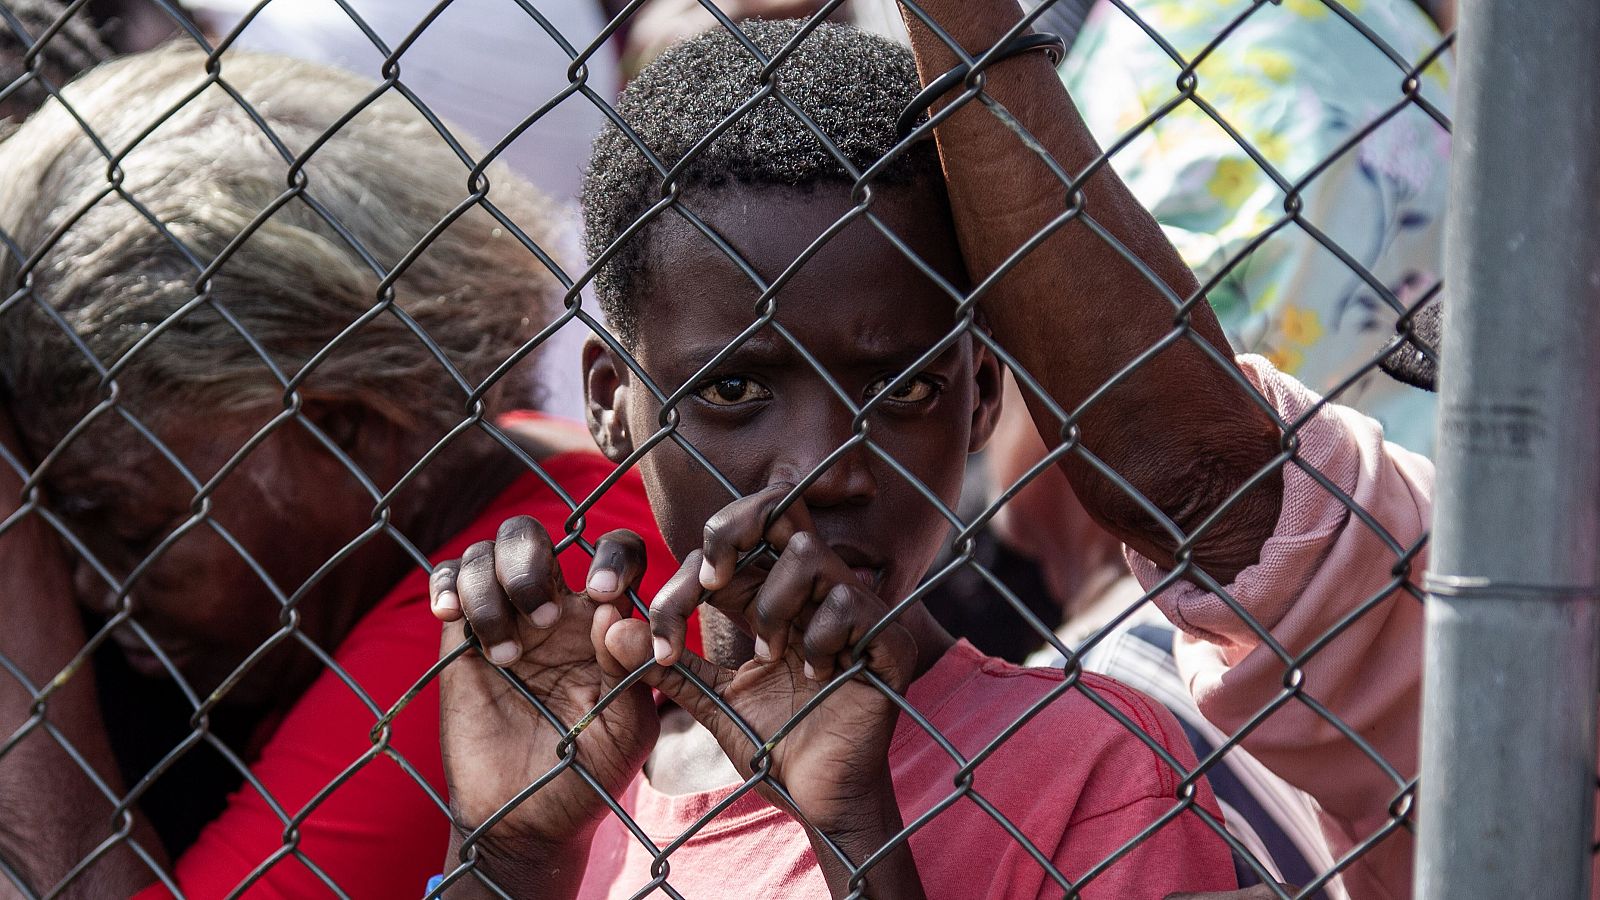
0, 45, 672, 898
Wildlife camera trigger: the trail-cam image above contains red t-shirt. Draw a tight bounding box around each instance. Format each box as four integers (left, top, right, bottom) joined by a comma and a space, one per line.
135, 449, 678, 899
579, 640, 1239, 898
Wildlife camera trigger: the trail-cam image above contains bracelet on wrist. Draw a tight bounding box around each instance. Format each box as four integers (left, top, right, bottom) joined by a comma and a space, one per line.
897, 31, 1067, 138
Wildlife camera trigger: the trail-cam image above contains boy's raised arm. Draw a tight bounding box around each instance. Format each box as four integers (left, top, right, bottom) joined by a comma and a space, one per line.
896, 0, 1283, 583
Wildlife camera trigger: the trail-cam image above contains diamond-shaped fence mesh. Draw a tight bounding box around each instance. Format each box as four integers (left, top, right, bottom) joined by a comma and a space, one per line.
0, 0, 1580, 898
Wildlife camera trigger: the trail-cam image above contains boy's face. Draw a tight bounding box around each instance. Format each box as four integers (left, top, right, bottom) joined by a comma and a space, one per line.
585, 183, 1003, 607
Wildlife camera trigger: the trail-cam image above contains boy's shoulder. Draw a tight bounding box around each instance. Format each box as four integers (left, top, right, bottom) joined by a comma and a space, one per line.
894, 640, 1198, 820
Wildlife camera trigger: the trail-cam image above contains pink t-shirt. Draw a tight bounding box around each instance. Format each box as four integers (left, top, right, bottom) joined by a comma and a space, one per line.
1127, 354, 1435, 900
579, 640, 1238, 898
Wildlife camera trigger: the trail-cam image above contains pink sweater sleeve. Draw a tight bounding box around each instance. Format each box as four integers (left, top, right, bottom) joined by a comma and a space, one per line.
1127, 354, 1434, 900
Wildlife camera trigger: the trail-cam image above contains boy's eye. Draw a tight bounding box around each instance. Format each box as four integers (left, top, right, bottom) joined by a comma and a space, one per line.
695, 377, 773, 406
865, 375, 939, 405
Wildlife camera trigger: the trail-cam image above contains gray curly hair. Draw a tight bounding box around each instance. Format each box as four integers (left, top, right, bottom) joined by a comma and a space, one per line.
0, 44, 565, 448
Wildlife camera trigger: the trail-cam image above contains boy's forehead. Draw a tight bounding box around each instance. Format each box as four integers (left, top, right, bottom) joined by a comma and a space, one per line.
648, 184, 959, 285
634, 188, 965, 364
659, 320, 964, 374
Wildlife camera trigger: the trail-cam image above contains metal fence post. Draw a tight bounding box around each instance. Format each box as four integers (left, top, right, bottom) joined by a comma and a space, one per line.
1416, 0, 1600, 896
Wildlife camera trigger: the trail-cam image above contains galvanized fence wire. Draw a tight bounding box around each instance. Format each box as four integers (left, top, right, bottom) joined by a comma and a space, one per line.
0, 0, 1456, 897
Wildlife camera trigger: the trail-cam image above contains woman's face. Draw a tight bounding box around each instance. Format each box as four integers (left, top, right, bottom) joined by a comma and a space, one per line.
34, 404, 405, 706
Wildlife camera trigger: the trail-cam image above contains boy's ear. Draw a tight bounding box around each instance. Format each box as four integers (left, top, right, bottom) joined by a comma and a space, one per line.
967, 340, 1005, 454
584, 335, 635, 462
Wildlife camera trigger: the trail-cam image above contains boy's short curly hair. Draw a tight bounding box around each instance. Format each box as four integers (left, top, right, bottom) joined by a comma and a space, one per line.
581, 19, 943, 346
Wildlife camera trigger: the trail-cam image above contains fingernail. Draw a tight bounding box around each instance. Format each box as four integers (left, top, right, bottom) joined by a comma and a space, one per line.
803, 661, 817, 681
434, 590, 459, 614
653, 637, 673, 665
699, 557, 716, 589
529, 603, 560, 628
753, 635, 770, 661
588, 569, 619, 594
487, 641, 520, 666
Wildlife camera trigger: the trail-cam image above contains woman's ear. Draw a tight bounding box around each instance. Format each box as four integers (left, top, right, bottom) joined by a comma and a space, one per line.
584, 335, 635, 462
967, 339, 1005, 454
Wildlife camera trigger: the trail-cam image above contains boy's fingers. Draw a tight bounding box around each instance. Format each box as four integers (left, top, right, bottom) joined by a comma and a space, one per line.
494, 516, 559, 619
439, 618, 488, 691
591, 602, 629, 678
700, 483, 815, 590
586, 528, 649, 607
800, 583, 915, 691
603, 615, 741, 748
439, 616, 469, 664
430, 560, 462, 621
457, 540, 522, 666
861, 612, 918, 694
438, 618, 517, 740
749, 530, 840, 662
647, 552, 706, 666
799, 582, 857, 682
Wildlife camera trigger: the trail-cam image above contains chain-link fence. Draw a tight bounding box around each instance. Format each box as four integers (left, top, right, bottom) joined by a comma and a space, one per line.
1, 0, 1588, 897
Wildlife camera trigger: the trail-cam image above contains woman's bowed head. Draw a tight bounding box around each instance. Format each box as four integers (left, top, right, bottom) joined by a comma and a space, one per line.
0, 43, 579, 898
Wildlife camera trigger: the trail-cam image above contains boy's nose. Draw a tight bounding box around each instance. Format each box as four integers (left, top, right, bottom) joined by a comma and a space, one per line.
771, 415, 878, 509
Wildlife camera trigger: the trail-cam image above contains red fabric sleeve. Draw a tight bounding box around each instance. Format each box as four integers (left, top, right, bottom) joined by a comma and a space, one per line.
132, 451, 678, 899
1044, 673, 1238, 898
1053, 796, 1239, 899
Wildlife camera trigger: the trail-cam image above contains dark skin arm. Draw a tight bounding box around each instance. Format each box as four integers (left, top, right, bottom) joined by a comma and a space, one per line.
0, 413, 167, 898
897, 0, 1283, 583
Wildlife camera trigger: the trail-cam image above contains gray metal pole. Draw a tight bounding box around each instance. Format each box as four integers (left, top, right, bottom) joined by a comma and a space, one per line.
1417, 0, 1600, 897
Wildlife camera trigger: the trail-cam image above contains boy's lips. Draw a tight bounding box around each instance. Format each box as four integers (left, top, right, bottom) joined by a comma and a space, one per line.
850, 566, 885, 591
112, 632, 193, 678
119, 643, 193, 678
830, 544, 886, 592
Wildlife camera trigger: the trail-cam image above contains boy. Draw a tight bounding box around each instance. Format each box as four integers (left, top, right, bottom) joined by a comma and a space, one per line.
428, 16, 1242, 900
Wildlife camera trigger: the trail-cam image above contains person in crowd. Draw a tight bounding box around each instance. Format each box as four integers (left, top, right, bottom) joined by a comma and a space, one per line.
926, 0, 1449, 688
955, 0, 1454, 649
428, 19, 1238, 899
893, 0, 1445, 894
981, 363, 1335, 891
0, 0, 111, 131
935, 1, 1457, 886
995, 355, 1341, 896
0, 45, 677, 898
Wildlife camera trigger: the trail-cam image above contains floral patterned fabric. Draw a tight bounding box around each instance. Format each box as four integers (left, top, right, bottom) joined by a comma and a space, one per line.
1061, 0, 1451, 454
